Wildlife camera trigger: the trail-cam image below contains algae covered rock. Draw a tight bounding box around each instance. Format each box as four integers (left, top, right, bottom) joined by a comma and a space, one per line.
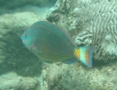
0, 76, 38, 90
46, 0, 117, 62
0, 3, 53, 90
38, 62, 117, 90
38, 0, 117, 89
0, 12, 43, 75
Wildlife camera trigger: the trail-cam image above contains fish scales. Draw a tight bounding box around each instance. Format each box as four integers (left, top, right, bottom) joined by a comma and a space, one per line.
26, 21, 75, 62
21, 21, 94, 67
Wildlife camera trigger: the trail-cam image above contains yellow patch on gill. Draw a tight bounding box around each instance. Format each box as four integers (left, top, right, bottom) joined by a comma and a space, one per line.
74, 48, 80, 58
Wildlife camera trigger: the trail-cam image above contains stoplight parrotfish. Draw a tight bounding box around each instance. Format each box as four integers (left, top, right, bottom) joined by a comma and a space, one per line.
21, 21, 94, 67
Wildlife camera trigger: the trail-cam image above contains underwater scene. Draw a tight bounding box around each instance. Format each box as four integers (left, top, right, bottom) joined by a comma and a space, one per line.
0, 0, 117, 90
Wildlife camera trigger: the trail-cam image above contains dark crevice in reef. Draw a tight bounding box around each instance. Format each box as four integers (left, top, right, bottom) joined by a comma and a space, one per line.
93, 59, 117, 67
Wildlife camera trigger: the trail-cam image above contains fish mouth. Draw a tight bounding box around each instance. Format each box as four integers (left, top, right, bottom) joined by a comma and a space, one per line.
21, 35, 24, 40
21, 35, 28, 43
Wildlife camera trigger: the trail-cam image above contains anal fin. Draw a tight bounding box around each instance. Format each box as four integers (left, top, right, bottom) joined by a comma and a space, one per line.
63, 58, 77, 64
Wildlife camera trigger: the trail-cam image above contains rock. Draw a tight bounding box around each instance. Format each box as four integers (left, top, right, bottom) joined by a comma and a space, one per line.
38, 62, 117, 90
0, 12, 43, 75
46, 0, 117, 62
36, 0, 117, 89
0, 5, 52, 90
0, 76, 38, 90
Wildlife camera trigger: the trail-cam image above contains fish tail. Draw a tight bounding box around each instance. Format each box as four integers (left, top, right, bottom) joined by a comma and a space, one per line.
74, 46, 95, 67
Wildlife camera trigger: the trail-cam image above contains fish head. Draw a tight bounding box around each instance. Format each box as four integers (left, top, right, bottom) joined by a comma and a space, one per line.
21, 28, 37, 50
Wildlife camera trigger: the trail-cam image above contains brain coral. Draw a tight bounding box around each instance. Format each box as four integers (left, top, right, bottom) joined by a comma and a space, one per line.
46, 0, 117, 62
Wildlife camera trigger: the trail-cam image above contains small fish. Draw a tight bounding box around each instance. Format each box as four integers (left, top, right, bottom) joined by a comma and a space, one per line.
21, 21, 94, 67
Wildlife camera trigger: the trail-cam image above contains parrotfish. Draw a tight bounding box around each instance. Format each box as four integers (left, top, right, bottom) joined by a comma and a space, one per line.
21, 21, 94, 67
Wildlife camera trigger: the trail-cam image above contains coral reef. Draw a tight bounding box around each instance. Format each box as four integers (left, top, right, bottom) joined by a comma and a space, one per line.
37, 0, 117, 89
0, 76, 38, 90
39, 62, 117, 90
0, 2, 54, 89
0, 0, 117, 90
0, 1, 54, 90
0, 12, 41, 72
46, 0, 117, 62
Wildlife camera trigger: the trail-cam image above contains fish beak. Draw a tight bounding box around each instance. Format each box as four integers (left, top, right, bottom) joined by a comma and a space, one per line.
21, 35, 27, 43
21, 35, 23, 40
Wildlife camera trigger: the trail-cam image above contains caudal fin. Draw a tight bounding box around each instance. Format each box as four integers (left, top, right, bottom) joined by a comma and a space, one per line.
75, 46, 95, 67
